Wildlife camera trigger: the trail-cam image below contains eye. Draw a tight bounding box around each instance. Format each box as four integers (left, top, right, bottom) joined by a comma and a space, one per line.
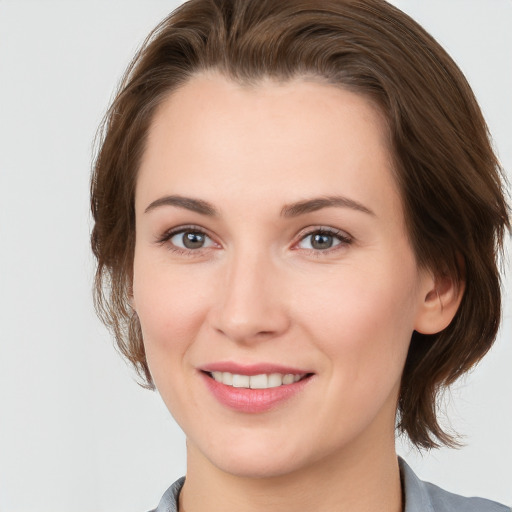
169, 229, 215, 250
296, 229, 352, 251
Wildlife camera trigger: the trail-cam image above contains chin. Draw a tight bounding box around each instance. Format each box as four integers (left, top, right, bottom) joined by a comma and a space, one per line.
190, 430, 332, 480
210, 450, 307, 479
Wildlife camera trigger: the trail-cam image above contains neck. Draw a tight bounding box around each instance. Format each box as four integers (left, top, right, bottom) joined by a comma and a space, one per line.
180, 437, 402, 512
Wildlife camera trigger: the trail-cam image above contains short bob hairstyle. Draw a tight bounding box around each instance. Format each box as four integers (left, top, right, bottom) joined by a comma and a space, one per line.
91, 0, 510, 450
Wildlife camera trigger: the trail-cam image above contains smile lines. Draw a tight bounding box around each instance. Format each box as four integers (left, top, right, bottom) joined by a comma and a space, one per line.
208, 371, 307, 389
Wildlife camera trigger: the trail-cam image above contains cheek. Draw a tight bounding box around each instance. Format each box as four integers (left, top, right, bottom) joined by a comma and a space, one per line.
132, 257, 217, 421
297, 256, 420, 385
132, 255, 212, 366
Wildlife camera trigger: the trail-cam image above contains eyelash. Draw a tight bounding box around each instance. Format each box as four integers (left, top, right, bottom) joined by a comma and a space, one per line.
156, 225, 353, 257
155, 225, 217, 257
295, 227, 353, 255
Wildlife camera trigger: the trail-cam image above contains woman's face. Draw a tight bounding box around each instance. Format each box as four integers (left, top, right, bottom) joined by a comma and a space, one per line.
133, 73, 434, 478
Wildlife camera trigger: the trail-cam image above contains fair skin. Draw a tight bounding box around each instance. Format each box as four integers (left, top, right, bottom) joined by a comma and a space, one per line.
132, 73, 461, 512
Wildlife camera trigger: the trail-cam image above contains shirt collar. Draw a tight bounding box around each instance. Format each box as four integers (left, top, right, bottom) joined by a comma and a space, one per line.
399, 456, 436, 512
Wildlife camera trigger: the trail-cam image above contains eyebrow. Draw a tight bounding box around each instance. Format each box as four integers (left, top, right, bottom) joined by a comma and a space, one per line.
145, 195, 218, 216
144, 194, 374, 217
281, 196, 375, 217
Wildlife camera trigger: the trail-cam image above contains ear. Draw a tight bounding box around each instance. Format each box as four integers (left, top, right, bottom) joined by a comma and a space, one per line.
414, 270, 464, 335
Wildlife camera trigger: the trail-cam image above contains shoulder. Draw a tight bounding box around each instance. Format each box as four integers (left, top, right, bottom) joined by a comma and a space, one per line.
399, 458, 511, 512
423, 480, 510, 512
146, 476, 185, 512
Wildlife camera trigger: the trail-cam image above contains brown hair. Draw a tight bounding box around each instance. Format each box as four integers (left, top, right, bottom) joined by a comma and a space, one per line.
91, 0, 510, 449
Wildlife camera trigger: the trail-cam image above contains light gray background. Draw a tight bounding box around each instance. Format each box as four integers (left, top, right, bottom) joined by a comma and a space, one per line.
0, 1, 510, 511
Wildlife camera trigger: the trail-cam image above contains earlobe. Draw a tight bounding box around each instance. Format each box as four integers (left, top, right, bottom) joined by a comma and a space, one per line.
414, 271, 464, 335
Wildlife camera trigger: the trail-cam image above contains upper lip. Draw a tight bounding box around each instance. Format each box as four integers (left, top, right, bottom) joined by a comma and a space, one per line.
200, 362, 312, 376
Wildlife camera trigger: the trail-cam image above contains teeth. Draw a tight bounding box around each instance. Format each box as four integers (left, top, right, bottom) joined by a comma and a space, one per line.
222, 371, 233, 385
249, 374, 268, 389
232, 374, 250, 388
210, 372, 305, 389
282, 374, 295, 385
268, 373, 283, 388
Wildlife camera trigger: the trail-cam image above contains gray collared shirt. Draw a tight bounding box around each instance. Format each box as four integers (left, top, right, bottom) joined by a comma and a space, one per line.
149, 458, 510, 512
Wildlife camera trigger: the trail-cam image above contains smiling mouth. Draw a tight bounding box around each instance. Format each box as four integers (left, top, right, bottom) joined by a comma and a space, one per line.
204, 371, 312, 389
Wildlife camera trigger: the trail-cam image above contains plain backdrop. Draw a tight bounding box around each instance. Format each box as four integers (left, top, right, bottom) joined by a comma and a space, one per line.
0, 1, 510, 511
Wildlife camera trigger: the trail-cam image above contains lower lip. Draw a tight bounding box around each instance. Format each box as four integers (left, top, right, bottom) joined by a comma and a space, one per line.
201, 372, 312, 413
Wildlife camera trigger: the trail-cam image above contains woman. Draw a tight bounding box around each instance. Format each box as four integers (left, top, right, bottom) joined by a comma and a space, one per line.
90, 0, 510, 510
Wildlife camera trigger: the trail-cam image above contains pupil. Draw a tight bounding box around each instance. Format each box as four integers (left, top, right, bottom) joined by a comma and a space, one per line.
312, 233, 333, 250
183, 232, 205, 249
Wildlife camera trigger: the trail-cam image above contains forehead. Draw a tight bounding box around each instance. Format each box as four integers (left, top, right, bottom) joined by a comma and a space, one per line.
136, 72, 401, 222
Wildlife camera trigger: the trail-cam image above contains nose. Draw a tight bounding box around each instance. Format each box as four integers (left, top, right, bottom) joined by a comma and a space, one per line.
209, 251, 291, 344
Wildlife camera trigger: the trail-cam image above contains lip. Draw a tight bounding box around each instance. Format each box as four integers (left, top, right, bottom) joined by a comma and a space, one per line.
201, 361, 310, 376
199, 362, 314, 413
